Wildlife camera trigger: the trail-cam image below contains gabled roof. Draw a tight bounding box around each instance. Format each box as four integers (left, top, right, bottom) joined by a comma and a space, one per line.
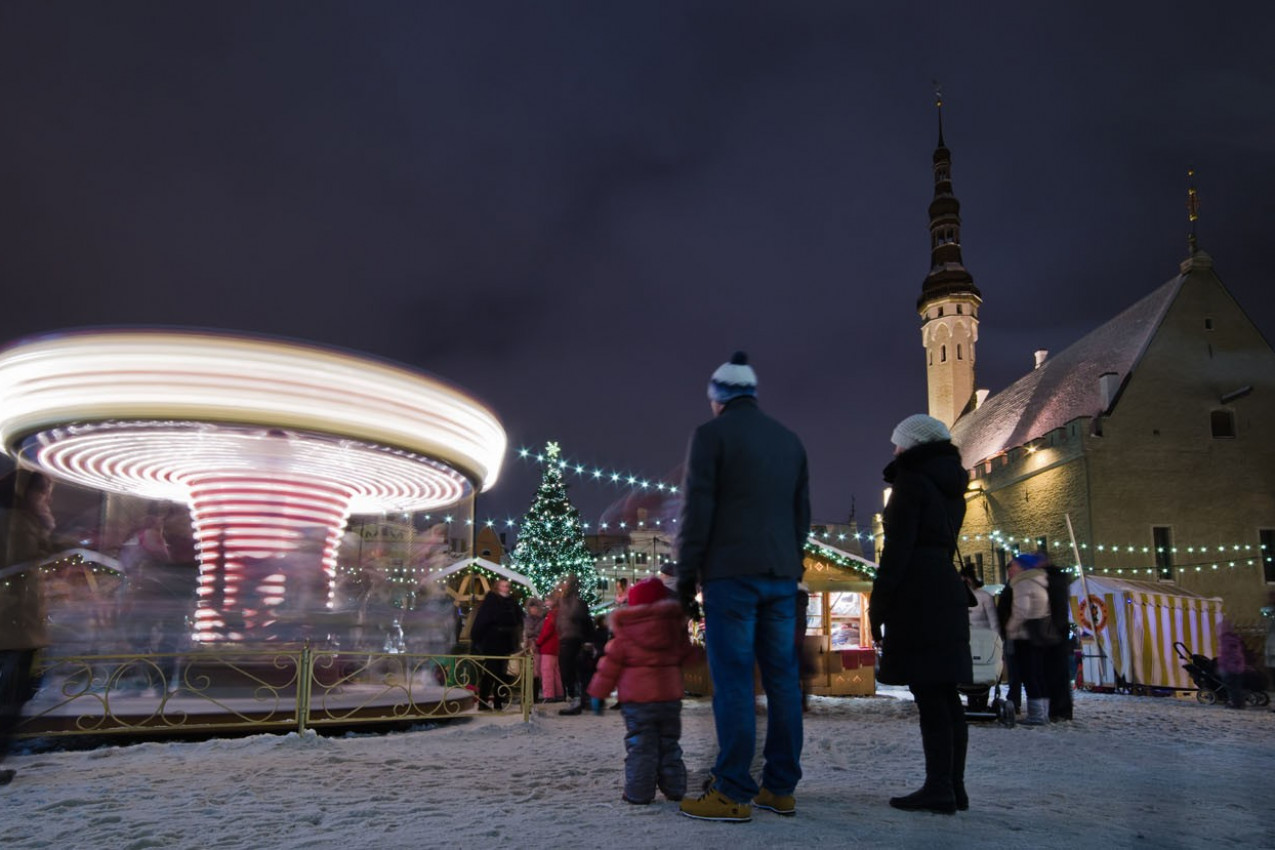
804, 539, 878, 581
950, 274, 1183, 466
427, 557, 535, 588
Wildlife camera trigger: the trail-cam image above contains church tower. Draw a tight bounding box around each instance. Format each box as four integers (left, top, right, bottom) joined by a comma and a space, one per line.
918, 91, 982, 428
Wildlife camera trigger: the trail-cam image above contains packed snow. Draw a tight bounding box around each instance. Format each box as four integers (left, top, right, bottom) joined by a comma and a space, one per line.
3, 688, 1272, 849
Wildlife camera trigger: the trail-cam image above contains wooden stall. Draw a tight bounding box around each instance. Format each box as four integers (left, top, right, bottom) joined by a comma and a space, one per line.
801, 544, 877, 696
681, 543, 879, 697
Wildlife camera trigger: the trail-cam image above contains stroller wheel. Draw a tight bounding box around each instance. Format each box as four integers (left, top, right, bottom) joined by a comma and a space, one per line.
1247, 690, 1270, 708
1196, 688, 1217, 705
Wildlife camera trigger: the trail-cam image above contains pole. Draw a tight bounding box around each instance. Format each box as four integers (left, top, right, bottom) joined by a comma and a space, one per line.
1065, 513, 1106, 688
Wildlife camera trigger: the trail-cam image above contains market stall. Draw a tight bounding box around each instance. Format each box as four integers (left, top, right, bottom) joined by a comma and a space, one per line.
680, 542, 878, 697
1070, 575, 1223, 692
801, 544, 877, 696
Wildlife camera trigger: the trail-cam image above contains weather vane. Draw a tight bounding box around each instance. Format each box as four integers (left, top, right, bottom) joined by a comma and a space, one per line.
932, 80, 945, 144
1187, 168, 1200, 254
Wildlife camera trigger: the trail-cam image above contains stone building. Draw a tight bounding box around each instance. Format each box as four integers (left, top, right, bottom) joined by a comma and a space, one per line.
911, 105, 1275, 627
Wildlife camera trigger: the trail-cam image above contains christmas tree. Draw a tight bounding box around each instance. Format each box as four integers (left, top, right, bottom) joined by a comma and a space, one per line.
512, 441, 601, 607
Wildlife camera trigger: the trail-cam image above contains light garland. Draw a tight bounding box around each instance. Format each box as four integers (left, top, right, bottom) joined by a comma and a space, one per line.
805, 540, 877, 579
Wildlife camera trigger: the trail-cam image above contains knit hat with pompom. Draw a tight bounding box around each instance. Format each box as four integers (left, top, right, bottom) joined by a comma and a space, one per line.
708, 351, 758, 404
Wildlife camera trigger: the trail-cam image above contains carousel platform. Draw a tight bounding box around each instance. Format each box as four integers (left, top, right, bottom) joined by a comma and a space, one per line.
14, 650, 520, 739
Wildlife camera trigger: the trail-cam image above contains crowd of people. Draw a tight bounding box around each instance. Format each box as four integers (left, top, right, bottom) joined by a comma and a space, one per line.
5, 348, 1275, 820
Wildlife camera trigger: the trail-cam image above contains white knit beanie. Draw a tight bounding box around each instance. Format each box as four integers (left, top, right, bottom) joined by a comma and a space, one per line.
891, 413, 951, 451
707, 351, 758, 403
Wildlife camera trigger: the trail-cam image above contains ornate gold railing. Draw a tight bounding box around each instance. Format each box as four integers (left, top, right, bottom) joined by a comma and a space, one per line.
16, 646, 534, 738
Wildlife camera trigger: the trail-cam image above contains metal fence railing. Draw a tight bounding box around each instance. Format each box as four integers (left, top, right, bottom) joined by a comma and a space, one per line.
17, 645, 534, 738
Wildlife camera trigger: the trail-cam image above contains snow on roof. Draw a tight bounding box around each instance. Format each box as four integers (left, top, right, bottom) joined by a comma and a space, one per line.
806, 538, 878, 572
951, 275, 1183, 466
426, 557, 535, 588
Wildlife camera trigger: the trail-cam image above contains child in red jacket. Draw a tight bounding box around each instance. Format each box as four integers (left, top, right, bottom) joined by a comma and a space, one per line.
588, 577, 697, 804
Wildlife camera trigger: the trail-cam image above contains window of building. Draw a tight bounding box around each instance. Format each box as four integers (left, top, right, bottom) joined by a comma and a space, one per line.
956, 304, 963, 315
956, 344, 963, 360
937, 306, 944, 317
1261, 529, 1275, 583
1204, 317, 1213, 331
1211, 410, 1236, 438
928, 351, 933, 366
1153, 526, 1173, 580
941, 345, 947, 363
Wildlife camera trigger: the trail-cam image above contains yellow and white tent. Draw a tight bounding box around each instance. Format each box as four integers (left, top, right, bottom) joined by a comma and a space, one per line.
1070, 576, 1223, 691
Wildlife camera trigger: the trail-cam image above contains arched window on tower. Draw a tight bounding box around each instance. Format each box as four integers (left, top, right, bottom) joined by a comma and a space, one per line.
957, 344, 963, 360
941, 345, 947, 363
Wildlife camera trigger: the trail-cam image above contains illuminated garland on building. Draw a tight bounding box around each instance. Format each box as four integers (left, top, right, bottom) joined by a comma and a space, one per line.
957, 530, 1269, 575
805, 540, 876, 579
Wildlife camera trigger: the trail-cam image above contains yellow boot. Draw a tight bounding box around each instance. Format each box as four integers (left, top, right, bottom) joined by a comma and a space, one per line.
679, 788, 752, 822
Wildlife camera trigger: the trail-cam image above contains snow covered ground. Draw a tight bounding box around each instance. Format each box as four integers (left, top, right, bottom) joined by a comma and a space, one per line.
4, 688, 1272, 849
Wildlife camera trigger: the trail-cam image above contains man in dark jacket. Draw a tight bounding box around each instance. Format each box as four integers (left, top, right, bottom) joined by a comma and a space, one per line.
1042, 558, 1074, 721
469, 579, 522, 711
676, 352, 810, 823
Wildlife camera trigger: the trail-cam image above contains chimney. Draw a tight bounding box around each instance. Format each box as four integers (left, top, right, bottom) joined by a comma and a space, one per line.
1033, 349, 1049, 369
1098, 372, 1120, 411
975, 389, 989, 409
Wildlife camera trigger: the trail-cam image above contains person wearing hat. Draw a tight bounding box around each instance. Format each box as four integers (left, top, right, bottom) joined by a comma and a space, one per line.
587, 577, 697, 805
675, 352, 810, 823
1004, 552, 1057, 725
869, 413, 972, 815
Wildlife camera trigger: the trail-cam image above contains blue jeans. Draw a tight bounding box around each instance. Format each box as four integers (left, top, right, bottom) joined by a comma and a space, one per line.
702, 576, 803, 802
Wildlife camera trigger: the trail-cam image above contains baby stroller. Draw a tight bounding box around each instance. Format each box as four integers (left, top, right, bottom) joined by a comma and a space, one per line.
961, 626, 1015, 726
1173, 641, 1271, 707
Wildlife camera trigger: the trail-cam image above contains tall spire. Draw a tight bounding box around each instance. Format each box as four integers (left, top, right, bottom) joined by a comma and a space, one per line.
917, 89, 982, 429
918, 89, 980, 311
1186, 168, 1200, 255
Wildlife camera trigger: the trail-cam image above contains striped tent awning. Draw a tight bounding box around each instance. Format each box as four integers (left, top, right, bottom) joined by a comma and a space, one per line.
1071, 576, 1223, 690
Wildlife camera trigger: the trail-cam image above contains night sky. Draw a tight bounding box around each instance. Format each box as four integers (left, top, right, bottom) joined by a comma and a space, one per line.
2, 4, 1272, 536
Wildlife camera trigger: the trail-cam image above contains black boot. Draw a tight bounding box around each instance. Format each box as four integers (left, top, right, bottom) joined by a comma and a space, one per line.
889, 784, 957, 815
894, 685, 957, 815
952, 716, 969, 811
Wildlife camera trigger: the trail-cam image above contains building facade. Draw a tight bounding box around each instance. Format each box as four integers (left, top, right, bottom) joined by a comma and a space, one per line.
913, 113, 1275, 629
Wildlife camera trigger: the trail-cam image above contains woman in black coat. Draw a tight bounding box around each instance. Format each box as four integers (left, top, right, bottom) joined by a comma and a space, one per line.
869, 414, 972, 815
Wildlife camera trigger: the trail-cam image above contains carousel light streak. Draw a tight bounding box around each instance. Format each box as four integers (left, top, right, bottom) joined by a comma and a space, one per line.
0, 331, 506, 642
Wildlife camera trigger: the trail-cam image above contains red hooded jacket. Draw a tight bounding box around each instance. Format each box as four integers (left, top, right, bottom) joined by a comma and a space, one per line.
587, 599, 696, 703
535, 607, 561, 655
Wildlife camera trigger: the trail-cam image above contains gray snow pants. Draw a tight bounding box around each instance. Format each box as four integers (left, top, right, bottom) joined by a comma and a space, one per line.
620, 700, 686, 803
